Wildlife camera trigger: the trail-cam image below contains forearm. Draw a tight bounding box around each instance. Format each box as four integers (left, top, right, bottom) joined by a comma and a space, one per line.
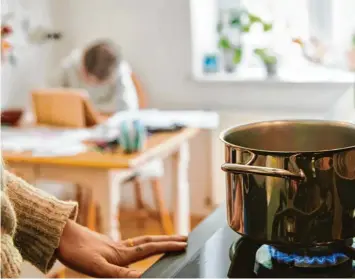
56, 220, 77, 264
56, 221, 89, 261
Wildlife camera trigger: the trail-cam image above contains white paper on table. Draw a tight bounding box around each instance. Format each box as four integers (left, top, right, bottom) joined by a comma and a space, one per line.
1, 127, 93, 141
1, 137, 42, 152
104, 109, 220, 129
32, 142, 88, 157
1, 127, 90, 156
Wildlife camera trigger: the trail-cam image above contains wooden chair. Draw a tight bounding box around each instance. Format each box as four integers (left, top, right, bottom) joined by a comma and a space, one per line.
31, 88, 103, 127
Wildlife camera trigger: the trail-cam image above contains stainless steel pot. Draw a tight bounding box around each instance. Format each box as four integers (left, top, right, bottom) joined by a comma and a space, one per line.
220, 120, 355, 247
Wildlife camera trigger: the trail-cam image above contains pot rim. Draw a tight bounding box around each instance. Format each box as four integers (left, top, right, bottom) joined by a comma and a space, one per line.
220, 119, 355, 155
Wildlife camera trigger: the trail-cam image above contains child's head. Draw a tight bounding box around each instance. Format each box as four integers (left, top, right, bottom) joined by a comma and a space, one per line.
82, 40, 120, 85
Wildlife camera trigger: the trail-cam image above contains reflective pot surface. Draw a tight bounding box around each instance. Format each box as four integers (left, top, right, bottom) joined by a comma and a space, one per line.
221, 120, 355, 247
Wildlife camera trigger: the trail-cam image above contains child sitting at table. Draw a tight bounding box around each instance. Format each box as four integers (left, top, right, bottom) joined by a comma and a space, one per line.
50, 39, 139, 115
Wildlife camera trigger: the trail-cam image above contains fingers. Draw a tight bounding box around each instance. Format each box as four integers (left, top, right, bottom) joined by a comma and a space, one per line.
119, 235, 188, 266
106, 263, 142, 278
122, 235, 187, 247
125, 241, 187, 263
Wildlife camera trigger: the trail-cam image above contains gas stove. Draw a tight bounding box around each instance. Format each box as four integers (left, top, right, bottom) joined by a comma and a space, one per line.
229, 236, 355, 278
142, 206, 355, 278
176, 227, 355, 278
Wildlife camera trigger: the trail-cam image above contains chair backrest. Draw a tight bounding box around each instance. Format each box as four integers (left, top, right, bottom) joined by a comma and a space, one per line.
32, 72, 147, 127
31, 88, 102, 128
131, 72, 147, 109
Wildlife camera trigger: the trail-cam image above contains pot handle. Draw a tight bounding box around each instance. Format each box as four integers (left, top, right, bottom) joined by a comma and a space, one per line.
221, 163, 305, 181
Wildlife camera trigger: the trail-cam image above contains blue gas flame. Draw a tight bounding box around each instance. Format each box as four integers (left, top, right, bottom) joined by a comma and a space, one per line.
268, 246, 347, 265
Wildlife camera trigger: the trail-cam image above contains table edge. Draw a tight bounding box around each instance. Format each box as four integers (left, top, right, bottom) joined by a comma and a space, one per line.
3, 128, 200, 169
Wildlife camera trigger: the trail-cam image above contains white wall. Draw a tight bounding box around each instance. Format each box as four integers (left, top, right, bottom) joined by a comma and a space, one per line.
190, 0, 219, 75
1, 0, 50, 109
3, 0, 353, 113
332, 0, 355, 48
0, 0, 74, 109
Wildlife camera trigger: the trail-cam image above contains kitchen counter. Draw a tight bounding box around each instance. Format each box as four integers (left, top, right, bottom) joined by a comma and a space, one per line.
142, 201, 355, 278
142, 204, 230, 278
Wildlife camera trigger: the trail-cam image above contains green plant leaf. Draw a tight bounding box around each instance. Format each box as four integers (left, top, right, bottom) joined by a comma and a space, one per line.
254, 48, 277, 64
233, 48, 242, 64
248, 13, 261, 24
352, 34, 355, 47
241, 24, 250, 33
254, 48, 267, 56
264, 55, 277, 64
218, 37, 231, 49
263, 23, 273, 32
229, 16, 241, 27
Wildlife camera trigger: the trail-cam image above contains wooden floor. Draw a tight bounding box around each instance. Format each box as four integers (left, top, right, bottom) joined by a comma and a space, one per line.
65, 208, 205, 277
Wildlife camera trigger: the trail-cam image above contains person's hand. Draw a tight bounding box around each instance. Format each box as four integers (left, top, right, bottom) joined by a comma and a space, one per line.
56, 220, 187, 278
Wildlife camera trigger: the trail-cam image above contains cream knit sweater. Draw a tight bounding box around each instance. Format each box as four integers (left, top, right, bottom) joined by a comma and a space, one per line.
1, 168, 78, 278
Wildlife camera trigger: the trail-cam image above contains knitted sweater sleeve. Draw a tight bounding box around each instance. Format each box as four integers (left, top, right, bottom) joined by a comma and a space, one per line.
1, 233, 22, 278
4, 171, 78, 273
1, 190, 22, 278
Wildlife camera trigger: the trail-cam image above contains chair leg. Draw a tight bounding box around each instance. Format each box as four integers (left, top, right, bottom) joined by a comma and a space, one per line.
133, 178, 146, 229
75, 185, 98, 232
151, 178, 174, 235
75, 186, 84, 225
86, 190, 97, 231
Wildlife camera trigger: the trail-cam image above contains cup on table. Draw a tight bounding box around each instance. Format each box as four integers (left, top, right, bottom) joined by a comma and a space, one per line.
119, 119, 147, 154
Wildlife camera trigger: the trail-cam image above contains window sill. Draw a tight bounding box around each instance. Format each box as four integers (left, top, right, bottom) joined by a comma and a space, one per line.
194, 65, 355, 84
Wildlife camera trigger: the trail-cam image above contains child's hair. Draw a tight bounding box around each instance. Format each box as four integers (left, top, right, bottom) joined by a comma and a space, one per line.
83, 40, 121, 81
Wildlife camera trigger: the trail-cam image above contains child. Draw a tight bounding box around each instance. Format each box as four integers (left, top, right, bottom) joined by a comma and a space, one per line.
51, 40, 139, 115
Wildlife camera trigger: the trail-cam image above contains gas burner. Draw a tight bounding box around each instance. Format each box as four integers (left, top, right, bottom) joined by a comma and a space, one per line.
268, 246, 349, 268
255, 244, 354, 278
227, 236, 355, 278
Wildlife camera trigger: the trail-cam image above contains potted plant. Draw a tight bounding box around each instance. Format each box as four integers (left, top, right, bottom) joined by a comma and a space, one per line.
217, 8, 273, 73
218, 36, 242, 72
254, 48, 278, 77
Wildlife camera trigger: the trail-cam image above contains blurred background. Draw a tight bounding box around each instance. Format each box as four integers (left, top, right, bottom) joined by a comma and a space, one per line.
1, 0, 354, 277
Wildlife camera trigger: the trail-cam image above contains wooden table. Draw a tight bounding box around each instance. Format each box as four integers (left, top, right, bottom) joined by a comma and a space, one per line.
3, 127, 199, 241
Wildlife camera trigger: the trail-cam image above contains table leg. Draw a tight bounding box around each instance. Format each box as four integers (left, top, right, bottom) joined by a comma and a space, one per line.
172, 142, 190, 235
92, 170, 133, 242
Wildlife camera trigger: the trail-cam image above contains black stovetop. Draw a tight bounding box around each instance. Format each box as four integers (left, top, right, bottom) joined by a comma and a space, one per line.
172, 226, 355, 278
142, 205, 355, 278
171, 226, 239, 277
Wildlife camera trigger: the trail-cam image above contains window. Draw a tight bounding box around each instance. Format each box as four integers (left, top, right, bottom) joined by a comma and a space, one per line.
190, 0, 355, 79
